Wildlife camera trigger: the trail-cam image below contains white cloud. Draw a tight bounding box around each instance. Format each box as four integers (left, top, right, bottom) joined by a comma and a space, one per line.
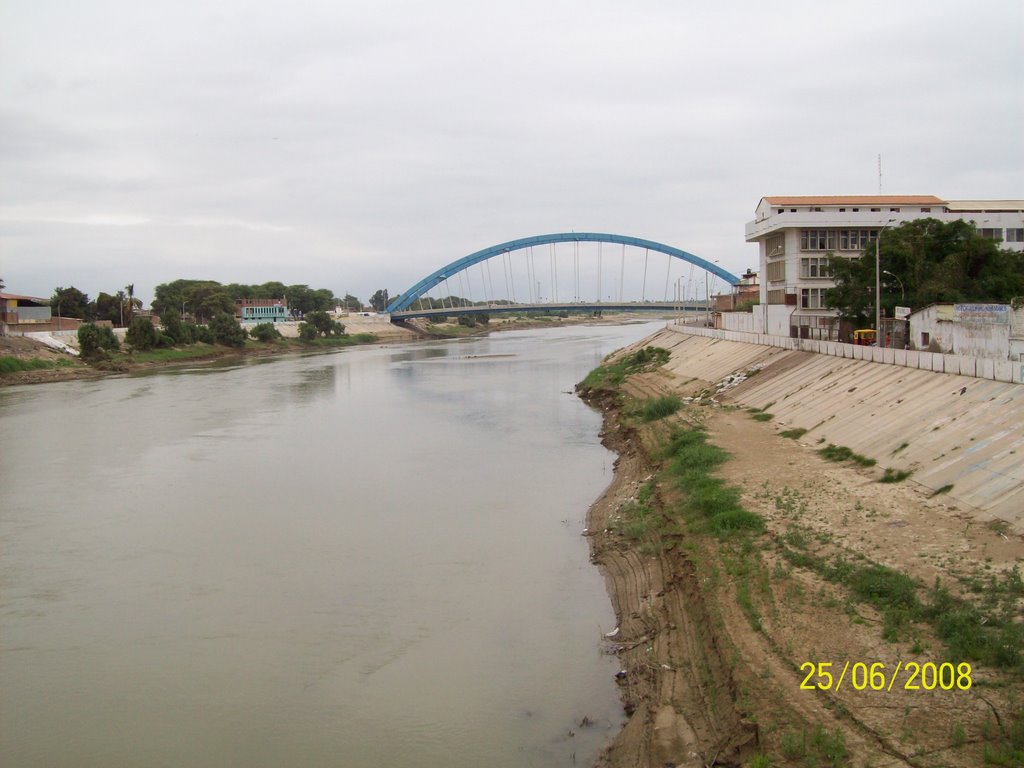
1, 0, 1021, 304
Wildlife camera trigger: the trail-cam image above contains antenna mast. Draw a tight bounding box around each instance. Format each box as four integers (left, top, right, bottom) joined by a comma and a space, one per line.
878, 154, 882, 194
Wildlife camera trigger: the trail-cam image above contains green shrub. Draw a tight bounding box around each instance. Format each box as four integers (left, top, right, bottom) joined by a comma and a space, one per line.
780, 428, 808, 439
208, 313, 247, 347
640, 395, 682, 421
125, 317, 158, 350
818, 443, 876, 467
78, 322, 120, 357
298, 322, 318, 341
880, 468, 913, 483
249, 322, 282, 342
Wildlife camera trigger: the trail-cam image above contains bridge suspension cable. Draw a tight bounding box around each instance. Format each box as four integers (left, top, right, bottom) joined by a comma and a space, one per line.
641, 248, 649, 302
619, 244, 625, 302
663, 252, 671, 302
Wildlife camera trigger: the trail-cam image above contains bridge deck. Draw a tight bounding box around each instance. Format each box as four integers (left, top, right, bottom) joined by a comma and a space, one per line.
389, 302, 710, 320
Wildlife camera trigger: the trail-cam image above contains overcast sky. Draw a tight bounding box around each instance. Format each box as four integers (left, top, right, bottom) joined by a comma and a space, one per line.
2, 0, 1022, 305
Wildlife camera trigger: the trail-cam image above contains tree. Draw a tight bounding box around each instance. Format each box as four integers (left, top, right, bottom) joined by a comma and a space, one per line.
94, 292, 122, 324
161, 312, 189, 344
369, 289, 389, 312
125, 284, 136, 324
341, 294, 361, 311
125, 317, 159, 350
826, 219, 1024, 325
51, 286, 91, 319
208, 313, 247, 347
304, 310, 346, 337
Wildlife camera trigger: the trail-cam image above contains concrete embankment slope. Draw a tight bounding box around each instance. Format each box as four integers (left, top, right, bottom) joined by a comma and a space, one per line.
641, 327, 1024, 531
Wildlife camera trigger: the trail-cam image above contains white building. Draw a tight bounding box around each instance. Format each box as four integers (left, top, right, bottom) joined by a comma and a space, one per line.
744, 196, 1024, 340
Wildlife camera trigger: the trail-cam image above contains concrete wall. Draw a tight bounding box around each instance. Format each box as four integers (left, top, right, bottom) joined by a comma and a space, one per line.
642, 329, 1024, 531
718, 311, 761, 334
668, 321, 1024, 385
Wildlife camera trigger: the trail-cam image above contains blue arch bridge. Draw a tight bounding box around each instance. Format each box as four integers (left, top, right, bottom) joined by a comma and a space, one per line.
385, 233, 741, 321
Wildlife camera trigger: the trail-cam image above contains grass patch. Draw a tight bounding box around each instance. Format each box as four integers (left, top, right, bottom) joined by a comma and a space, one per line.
779, 427, 808, 440
299, 333, 377, 347
880, 468, 913, 483
778, 725, 848, 767
751, 412, 774, 422
640, 394, 682, 422
892, 441, 910, 455
777, 539, 1024, 668
119, 344, 223, 363
578, 346, 671, 393
611, 482, 658, 542
0, 356, 78, 374
662, 426, 764, 536
818, 443, 877, 467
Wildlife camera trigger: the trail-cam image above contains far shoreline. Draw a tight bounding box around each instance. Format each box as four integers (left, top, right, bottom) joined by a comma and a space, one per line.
0, 312, 671, 388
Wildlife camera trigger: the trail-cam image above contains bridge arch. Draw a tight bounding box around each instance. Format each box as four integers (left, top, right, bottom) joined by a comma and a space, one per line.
385, 232, 740, 313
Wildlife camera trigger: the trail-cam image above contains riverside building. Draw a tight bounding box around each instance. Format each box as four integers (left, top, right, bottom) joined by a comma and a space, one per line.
744, 196, 1024, 340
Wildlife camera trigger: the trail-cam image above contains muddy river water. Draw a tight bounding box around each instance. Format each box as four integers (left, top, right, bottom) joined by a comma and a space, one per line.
1, 321, 664, 768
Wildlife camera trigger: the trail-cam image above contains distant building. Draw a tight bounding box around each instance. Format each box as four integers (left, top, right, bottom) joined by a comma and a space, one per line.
744, 196, 1024, 340
713, 268, 759, 312
236, 298, 288, 324
0, 292, 81, 334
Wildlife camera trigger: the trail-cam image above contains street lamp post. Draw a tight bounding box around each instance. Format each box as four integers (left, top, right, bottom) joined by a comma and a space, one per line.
674, 275, 686, 324
882, 270, 904, 301
875, 219, 896, 341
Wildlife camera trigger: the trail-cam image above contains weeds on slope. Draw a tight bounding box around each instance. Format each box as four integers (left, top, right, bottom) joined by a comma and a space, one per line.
577, 346, 670, 393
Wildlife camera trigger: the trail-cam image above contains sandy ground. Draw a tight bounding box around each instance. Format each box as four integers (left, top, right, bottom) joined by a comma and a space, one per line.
583, 360, 1023, 767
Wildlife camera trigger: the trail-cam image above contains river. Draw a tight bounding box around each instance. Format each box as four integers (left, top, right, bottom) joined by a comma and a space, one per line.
0, 320, 664, 768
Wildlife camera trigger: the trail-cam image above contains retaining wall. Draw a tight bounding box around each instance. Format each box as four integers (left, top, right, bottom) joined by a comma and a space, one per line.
669, 322, 1024, 385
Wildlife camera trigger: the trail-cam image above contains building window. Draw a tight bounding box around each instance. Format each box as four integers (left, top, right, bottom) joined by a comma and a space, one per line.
890, 207, 900, 212
766, 234, 785, 258
800, 288, 827, 309
767, 260, 786, 282
1006, 228, 1024, 242
870, 207, 881, 212
921, 332, 930, 347
800, 229, 836, 251
812, 207, 822, 212
767, 289, 786, 305
790, 208, 796, 213
800, 257, 832, 278
979, 228, 1003, 241
775, 208, 784, 214
839, 208, 846, 212
920, 207, 931, 213
851, 208, 859, 212
838, 229, 879, 251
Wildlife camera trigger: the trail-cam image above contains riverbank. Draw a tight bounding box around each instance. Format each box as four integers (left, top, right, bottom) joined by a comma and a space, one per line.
579, 336, 1023, 767
0, 313, 665, 387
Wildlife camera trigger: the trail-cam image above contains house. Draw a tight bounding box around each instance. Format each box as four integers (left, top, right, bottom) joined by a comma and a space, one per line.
909, 303, 1024, 361
236, 298, 288, 324
713, 268, 759, 312
743, 196, 1024, 340
0, 292, 84, 334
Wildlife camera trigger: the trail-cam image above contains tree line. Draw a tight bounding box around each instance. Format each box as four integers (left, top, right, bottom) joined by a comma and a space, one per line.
42, 280, 367, 325
826, 219, 1024, 325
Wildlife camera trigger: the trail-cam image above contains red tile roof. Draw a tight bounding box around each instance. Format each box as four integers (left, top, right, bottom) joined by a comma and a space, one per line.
762, 195, 945, 206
